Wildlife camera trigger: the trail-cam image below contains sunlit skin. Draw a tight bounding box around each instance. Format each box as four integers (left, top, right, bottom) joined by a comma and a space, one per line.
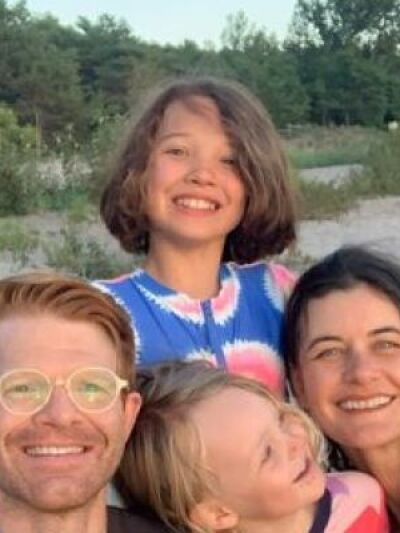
190, 388, 325, 533
143, 97, 246, 299
0, 313, 141, 533
292, 284, 400, 520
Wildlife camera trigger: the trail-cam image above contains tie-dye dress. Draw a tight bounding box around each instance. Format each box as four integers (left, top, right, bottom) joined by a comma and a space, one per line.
94, 261, 294, 395
310, 472, 388, 532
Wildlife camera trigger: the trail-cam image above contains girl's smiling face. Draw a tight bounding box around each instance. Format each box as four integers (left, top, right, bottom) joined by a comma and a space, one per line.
144, 96, 246, 254
293, 283, 400, 453
190, 388, 325, 530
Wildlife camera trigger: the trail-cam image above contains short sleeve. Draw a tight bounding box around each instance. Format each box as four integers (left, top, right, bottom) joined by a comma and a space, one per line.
326, 471, 389, 533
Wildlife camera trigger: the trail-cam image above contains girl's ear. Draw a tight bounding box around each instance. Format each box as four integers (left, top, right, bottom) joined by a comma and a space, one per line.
189, 498, 239, 531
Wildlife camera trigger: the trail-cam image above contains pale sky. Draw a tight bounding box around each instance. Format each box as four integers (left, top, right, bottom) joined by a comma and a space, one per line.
24, 0, 298, 46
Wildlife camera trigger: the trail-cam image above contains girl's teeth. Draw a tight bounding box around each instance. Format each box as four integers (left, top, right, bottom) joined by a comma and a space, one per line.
340, 396, 392, 410
26, 446, 84, 456
176, 198, 217, 210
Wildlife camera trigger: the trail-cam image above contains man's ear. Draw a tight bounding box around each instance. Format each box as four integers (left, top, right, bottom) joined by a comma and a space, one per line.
122, 391, 142, 441
189, 499, 238, 531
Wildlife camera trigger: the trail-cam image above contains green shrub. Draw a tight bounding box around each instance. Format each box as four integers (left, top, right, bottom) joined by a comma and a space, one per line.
0, 219, 39, 266
44, 224, 135, 278
294, 176, 356, 220
0, 106, 42, 215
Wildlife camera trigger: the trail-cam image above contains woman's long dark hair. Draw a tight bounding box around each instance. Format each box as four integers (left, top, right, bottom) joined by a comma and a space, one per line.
284, 245, 400, 469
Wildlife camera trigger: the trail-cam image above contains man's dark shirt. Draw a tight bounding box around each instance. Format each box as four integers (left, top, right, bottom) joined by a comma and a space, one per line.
107, 505, 170, 532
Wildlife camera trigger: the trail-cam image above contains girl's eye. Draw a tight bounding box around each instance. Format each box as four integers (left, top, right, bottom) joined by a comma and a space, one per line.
221, 156, 237, 167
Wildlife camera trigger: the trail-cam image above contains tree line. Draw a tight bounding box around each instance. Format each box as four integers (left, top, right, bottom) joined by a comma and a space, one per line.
1, 0, 400, 144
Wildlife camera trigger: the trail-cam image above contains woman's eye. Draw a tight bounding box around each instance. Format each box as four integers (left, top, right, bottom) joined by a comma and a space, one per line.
313, 347, 342, 360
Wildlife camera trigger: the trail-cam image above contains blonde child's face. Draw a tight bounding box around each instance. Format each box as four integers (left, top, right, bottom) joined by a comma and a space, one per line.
144, 97, 246, 253
191, 388, 325, 529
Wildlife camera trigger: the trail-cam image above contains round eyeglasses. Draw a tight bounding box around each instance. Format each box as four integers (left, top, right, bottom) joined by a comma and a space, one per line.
0, 367, 129, 415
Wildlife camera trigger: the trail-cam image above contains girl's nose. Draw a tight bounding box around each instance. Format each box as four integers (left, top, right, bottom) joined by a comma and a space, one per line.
185, 168, 216, 186
185, 155, 217, 186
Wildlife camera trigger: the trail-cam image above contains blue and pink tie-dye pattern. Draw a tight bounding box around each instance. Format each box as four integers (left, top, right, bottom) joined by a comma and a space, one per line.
94, 261, 295, 395
321, 472, 388, 533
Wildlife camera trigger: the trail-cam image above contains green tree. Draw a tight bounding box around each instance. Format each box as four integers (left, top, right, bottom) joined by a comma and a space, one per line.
290, 0, 400, 50
221, 11, 309, 126
75, 14, 145, 120
0, 1, 84, 140
287, 0, 400, 125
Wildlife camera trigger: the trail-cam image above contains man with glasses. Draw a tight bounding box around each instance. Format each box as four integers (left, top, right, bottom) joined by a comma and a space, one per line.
0, 272, 168, 532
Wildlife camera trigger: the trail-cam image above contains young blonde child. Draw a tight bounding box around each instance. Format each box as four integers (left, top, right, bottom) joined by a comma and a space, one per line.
116, 361, 388, 533
95, 77, 296, 395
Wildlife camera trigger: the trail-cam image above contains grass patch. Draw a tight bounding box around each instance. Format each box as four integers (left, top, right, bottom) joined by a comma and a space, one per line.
288, 147, 366, 169
349, 131, 400, 197
292, 128, 400, 219
284, 125, 382, 169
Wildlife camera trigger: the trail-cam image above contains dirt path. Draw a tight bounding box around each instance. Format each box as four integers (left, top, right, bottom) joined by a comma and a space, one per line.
296, 195, 400, 265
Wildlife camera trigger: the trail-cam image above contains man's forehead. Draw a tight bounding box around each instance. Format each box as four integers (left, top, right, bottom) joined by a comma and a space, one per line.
0, 313, 118, 373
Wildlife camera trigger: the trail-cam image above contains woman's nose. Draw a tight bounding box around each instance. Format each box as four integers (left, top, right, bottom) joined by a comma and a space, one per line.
343, 349, 380, 384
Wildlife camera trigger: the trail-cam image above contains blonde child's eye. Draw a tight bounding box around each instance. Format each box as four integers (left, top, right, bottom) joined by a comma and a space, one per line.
165, 147, 187, 156
261, 444, 272, 464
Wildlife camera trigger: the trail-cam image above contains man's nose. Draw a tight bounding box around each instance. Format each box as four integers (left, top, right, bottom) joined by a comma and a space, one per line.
32, 385, 81, 425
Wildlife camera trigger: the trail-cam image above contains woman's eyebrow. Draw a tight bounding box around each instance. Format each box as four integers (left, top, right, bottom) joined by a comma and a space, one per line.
304, 335, 342, 352
368, 326, 400, 336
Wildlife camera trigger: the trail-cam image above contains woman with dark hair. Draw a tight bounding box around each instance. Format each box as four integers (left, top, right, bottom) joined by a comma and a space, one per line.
284, 246, 400, 527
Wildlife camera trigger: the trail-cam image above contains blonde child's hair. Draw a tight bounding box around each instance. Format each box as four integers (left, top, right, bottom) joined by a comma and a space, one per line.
116, 361, 325, 532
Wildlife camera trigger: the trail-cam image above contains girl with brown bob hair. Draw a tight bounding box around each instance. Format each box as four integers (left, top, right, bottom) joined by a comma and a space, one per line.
95, 77, 297, 395
115, 361, 387, 533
